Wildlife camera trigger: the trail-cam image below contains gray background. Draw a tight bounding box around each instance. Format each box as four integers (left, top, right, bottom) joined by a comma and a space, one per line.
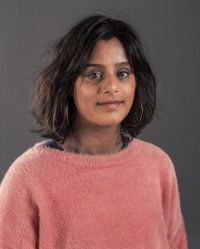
0, 0, 199, 248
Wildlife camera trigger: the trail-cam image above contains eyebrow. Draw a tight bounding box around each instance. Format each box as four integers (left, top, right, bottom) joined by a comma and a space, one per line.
85, 62, 130, 68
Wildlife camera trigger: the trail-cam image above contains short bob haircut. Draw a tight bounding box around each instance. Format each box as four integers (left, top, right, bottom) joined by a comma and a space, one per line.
31, 14, 157, 144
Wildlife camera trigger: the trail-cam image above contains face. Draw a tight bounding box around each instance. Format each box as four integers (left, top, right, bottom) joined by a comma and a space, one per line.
73, 37, 136, 129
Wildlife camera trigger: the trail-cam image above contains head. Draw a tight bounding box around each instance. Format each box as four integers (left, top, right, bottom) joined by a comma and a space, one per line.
31, 14, 156, 143
73, 36, 137, 136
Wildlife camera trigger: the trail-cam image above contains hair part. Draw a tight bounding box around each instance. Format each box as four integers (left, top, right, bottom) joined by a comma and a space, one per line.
31, 14, 157, 143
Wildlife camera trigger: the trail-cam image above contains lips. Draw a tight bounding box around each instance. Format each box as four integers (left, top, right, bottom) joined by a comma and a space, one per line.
97, 100, 123, 105
97, 100, 123, 110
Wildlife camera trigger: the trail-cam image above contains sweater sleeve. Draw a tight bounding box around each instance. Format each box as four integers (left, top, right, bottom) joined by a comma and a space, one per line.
0, 161, 39, 248
162, 156, 188, 249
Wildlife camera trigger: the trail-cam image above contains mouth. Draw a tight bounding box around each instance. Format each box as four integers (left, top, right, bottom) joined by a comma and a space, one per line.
97, 100, 124, 110
97, 100, 124, 105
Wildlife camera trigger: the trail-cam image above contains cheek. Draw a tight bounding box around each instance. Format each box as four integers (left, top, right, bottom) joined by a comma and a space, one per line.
74, 85, 96, 112
125, 80, 136, 103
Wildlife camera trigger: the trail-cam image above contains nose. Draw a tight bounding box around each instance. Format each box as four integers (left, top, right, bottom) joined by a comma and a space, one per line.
101, 74, 119, 94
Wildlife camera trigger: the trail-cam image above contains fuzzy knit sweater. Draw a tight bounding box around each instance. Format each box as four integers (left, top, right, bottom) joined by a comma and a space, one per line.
0, 138, 188, 249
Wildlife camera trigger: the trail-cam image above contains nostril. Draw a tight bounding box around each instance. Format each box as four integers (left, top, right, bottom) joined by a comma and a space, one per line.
103, 85, 119, 94
103, 89, 118, 94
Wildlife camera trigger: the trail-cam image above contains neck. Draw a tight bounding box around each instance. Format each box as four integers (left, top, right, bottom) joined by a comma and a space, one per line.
60, 123, 123, 155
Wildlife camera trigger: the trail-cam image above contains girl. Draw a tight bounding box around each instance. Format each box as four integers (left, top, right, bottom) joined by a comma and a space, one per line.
0, 14, 188, 248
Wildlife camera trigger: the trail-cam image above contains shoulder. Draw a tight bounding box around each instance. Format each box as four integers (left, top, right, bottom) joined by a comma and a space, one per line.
133, 138, 171, 158
1, 141, 46, 186
132, 138, 175, 172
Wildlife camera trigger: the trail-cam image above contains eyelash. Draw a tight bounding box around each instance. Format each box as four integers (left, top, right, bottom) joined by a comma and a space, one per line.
85, 70, 131, 81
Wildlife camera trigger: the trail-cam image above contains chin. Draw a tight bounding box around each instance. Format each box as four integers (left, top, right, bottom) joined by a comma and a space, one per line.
96, 118, 123, 127
85, 113, 126, 127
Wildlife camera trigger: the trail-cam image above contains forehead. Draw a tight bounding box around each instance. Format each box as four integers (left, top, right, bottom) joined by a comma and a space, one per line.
88, 38, 128, 63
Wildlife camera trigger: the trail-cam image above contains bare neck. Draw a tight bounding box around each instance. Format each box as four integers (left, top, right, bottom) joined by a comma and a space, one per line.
60, 124, 123, 155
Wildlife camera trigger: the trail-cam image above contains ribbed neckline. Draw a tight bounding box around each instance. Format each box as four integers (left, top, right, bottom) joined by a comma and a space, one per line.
32, 138, 142, 168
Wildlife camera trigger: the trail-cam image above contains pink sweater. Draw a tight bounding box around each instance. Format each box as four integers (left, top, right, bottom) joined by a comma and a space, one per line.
0, 138, 188, 249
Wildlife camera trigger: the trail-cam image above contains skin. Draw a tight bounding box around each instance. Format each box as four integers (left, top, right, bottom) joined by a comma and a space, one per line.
60, 37, 136, 155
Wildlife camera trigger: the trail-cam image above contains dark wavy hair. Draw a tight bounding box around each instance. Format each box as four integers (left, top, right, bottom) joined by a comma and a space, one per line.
31, 14, 157, 144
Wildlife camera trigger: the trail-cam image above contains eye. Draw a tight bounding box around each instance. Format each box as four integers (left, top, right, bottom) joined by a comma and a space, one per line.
87, 71, 103, 81
117, 70, 130, 80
